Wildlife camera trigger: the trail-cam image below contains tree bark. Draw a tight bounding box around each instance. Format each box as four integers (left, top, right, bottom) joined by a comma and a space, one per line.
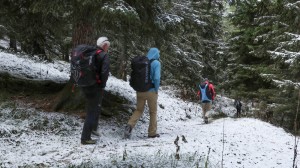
72, 20, 94, 47
53, 8, 96, 113
9, 38, 17, 51
117, 34, 129, 81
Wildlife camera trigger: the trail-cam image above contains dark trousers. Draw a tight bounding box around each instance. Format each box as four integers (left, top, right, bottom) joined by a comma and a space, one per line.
236, 107, 241, 118
80, 84, 103, 141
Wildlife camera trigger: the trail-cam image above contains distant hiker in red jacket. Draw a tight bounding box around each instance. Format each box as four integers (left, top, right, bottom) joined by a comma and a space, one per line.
197, 78, 216, 124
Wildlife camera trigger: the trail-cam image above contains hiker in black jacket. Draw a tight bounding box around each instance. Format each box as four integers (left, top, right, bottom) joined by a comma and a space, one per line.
79, 37, 110, 145
234, 98, 242, 118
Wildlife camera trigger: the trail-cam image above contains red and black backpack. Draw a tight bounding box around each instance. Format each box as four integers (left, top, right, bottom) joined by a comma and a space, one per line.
70, 44, 102, 87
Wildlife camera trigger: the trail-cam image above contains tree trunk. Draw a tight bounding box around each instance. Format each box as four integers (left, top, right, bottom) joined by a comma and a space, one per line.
9, 38, 17, 51
63, 52, 69, 62
52, 15, 96, 112
33, 40, 46, 57
0, 72, 65, 94
72, 20, 94, 47
117, 34, 129, 81
280, 112, 285, 127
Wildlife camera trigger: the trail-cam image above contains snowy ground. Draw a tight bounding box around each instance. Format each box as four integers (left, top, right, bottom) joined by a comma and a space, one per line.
0, 50, 299, 168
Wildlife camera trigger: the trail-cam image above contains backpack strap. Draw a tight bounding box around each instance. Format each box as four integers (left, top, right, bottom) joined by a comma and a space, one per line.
96, 50, 107, 62
96, 49, 102, 55
149, 59, 155, 63
149, 59, 156, 88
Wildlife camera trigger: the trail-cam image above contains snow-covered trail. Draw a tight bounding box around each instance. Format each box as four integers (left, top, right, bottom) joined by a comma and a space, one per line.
115, 117, 296, 168
0, 51, 298, 168
0, 104, 297, 168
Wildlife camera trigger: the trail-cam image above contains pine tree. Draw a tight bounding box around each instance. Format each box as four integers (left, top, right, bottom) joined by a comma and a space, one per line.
227, 0, 300, 132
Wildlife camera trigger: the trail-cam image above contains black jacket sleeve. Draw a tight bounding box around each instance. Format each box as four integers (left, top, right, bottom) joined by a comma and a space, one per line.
100, 54, 110, 88
96, 51, 110, 88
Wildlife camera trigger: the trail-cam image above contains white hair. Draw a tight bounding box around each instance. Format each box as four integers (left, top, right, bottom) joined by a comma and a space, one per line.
96, 36, 110, 48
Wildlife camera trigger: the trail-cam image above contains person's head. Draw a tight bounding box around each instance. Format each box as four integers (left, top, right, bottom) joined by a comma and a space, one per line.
97, 37, 110, 52
203, 78, 209, 83
146, 48, 160, 60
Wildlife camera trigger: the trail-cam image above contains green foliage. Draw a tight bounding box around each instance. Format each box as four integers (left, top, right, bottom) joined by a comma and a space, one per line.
225, 0, 300, 132
0, 0, 71, 57
0, 0, 224, 95
0, 90, 10, 102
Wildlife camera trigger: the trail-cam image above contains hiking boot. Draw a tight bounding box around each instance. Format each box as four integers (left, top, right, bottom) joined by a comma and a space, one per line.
124, 124, 132, 139
81, 139, 97, 145
92, 130, 100, 137
148, 134, 160, 138
204, 117, 208, 124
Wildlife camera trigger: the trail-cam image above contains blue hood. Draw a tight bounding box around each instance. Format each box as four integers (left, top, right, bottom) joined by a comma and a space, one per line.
147, 48, 160, 60
146, 48, 161, 93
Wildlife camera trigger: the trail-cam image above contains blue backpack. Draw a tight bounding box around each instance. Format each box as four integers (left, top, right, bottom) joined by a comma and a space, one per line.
199, 84, 212, 103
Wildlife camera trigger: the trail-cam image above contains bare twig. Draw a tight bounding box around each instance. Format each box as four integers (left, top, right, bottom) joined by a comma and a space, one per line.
182, 135, 188, 143
123, 149, 127, 161
221, 117, 225, 168
174, 136, 180, 160
205, 147, 211, 168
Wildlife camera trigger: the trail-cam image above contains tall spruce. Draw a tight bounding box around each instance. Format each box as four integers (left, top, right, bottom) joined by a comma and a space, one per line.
227, 0, 300, 132
153, 0, 224, 99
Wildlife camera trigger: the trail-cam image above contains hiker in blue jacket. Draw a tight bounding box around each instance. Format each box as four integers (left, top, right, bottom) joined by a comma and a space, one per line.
148, 48, 161, 94
197, 78, 216, 124
125, 48, 161, 139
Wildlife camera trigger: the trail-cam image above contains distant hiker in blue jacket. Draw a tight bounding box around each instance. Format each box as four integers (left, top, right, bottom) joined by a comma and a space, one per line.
125, 48, 161, 139
197, 78, 216, 124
